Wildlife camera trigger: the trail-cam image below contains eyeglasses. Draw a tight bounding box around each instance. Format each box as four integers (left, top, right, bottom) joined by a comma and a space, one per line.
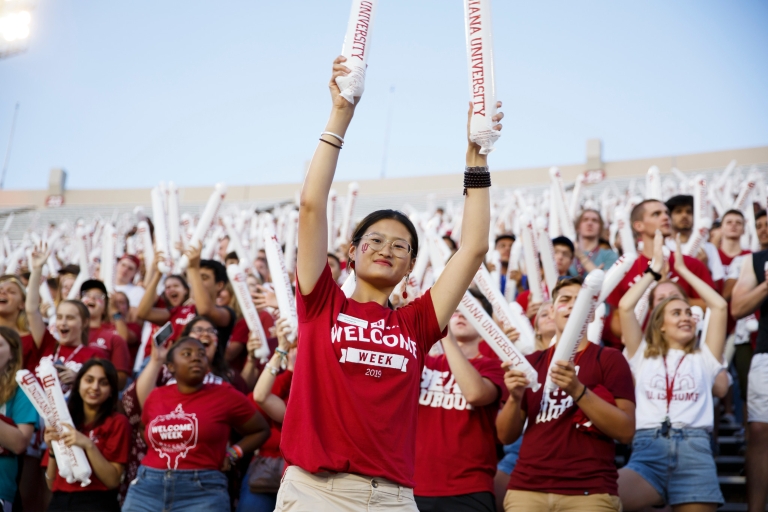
191, 327, 218, 336
81, 292, 105, 301
358, 233, 412, 258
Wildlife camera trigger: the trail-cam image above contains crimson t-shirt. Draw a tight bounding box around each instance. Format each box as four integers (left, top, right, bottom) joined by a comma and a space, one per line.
508, 343, 635, 496
251, 370, 292, 459
42, 412, 130, 492
281, 264, 446, 488
88, 324, 132, 374
142, 304, 197, 359
20, 330, 58, 372
37, 344, 109, 388
228, 314, 277, 373
141, 382, 256, 471
414, 354, 506, 496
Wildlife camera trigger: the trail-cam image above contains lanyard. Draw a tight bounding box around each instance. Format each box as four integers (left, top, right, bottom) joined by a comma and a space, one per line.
54, 344, 83, 365
663, 353, 687, 416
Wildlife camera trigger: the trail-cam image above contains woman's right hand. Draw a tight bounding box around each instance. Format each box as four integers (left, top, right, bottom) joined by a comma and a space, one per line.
150, 337, 170, 364
275, 317, 293, 351
329, 56, 359, 116
43, 426, 59, 447
30, 242, 50, 271
245, 331, 263, 355
152, 250, 165, 275
501, 362, 528, 403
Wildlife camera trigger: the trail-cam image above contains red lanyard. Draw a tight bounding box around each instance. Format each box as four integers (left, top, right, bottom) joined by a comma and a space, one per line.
54, 344, 83, 364
663, 353, 687, 415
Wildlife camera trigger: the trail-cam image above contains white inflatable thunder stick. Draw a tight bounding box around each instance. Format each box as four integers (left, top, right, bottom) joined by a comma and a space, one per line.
166, 181, 182, 262
15, 370, 76, 482
683, 221, 711, 258
547, 184, 561, 238
463, 0, 500, 154
283, 210, 299, 275
180, 213, 193, 251
100, 223, 116, 294
616, 207, 637, 256
597, 253, 639, 304
337, 182, 359, 248
568, 174, 585, 221
474, 264, 536, 355
336, 0, 378, 103
178, 183, 227, 271
549, 168, 576, 241
536, 217, 559, 296
457, 291, 540, 391
520, 215, 545, 303
36, 360, 93, 486
262, 225, 298, 342
645, 166, 662, 201
509, 301, 537, 348
222, 216, 251, 271
488, 249, 502, 291
74, 226, 91, 279
227, 265, 270, 362
543, 269, 604, 394
327, 189, 337, 251
201, 226, 223, 262
38, 279, 56, 322
587, 302, 607, 345
504, 239, 522, 302
137, 220, 154, 274
150, 187, 172, 274
731, 177, 756, 213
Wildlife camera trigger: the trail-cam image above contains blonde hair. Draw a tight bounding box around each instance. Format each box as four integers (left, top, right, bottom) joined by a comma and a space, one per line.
0, 326, 23, 405
643, 296, 697, 358
0, 275, 29, 333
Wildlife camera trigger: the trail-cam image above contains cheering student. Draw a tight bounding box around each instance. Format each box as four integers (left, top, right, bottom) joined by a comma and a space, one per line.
616, 233, 726, 510
180, 316, 248, 392
276, 56, 502, 511
80, 280, 132, 389
42, 359, 130, 512
0, 327, 39, 512
515, 236, 575, 325
122, 337, 270, 512
113, 254, 145, 310
136, 252, 195, 360
571, 210, 618, 278
110, 291, 142, 366
1, 273, 54, 372
238, 317, 296, 512
497, 277, 636, 512
413, 290, 506, 512
731, 247, 768, 511
606, 199, 714, 341
665, 195, 724, 283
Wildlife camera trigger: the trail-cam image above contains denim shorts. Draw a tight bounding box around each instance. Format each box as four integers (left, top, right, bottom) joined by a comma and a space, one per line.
625, 428, 723, 506
497, 436, 523, 475
122, 466, 230, 512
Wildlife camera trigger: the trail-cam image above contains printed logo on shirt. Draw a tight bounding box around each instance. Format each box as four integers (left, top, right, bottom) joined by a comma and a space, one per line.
330, 319, 418, 357
147, 404, 198, 470
647, 373, 699, 402
418, 367, 474, 411
95, 337, 108, 349
536, 366, 581, 424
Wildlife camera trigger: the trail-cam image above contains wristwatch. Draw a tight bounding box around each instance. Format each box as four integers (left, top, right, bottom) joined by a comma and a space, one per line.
112, 313, 124, 322
644, 266, 662, 281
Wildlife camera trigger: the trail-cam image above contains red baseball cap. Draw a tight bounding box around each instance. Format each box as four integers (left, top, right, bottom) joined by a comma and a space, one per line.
119, 254, 141, 268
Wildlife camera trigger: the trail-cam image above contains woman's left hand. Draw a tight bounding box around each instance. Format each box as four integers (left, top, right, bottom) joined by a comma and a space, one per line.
466, 101, 503, 156
56, 365, 77, 386
60, 424, 93, 450
550, 360, 583, 398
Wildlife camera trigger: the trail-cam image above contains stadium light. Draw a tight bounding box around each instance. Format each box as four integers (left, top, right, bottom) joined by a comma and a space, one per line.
0, 10, 31, 41
0, 0, 36, 59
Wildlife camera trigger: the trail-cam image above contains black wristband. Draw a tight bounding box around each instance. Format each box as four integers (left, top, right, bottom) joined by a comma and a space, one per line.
463, 167, 491, 195
319, 137, 342, 150
644, 265, 662, 281
574, 384, 588, 403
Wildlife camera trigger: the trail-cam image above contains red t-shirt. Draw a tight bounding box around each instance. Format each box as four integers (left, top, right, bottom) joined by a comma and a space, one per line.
125, 321, 143, 365
143, 304, 197, 359
251, 370, 293, 459
89, 324, 132, 374
281, 264, 446, 488
508, 343, 635, 496
42, 412, 131, 492
141, 382, 256, 471
604, 253, 714, 348
37, 343, 109, 380
478, 341, 500, 361
20, 330, 58, 372
228, 313, 277, 373
515, 290, 536, 327
414, 354, 507, 496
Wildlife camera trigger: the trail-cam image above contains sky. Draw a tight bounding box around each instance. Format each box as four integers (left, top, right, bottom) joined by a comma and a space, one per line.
0, 0, 766, 191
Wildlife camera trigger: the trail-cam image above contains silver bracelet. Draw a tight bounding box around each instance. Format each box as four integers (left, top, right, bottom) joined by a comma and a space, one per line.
320, 131, 345, 145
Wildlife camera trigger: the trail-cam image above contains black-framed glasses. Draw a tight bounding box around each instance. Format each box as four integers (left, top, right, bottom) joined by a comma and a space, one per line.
191, 327, 218, 336
358, 233, 412, 258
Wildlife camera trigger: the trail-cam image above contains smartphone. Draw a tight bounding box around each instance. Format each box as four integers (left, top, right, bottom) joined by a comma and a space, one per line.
153, 322, 174, 347
53, 359, 66, 373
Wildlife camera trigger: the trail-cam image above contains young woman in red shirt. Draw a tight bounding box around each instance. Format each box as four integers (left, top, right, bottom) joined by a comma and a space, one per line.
122, 337, 270, 512
43, 359, 130, 512
276, 56, 503, 511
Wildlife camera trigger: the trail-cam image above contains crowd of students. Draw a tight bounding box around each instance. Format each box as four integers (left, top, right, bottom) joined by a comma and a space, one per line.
1, 56, 768, 512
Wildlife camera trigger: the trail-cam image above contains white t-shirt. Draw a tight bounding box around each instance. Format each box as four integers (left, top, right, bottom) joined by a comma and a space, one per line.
627, 341, 725, 431
114, 283, 145, 308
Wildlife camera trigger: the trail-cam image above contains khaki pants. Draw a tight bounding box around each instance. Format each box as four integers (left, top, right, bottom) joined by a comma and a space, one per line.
274, 465, 418, 512
503, 489, 622, 511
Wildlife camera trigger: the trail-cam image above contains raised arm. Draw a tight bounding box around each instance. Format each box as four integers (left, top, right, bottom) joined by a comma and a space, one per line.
136, 252, 169, 325
431, 103, 503, 329
618, 230, 663, 359
252, 318, 292, 421
25, 242, 50, 347
185, 242, 231, 327
441, 329, 498, 406
731, 253, 768, 319
671, 235, 728, 360
297, 57, 358, 295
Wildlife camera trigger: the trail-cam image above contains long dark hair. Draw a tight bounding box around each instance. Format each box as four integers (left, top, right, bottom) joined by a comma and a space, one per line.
181, 316, 232, 382
68, 359, 119, 429
351, 210, 419, 258
0, 326, 22, 405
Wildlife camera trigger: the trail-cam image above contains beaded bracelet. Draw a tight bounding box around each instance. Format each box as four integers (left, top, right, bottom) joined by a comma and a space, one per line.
463, 166, 491, 195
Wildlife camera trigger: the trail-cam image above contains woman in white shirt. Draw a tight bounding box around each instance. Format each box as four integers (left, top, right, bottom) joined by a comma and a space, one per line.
617, 232, 727, 511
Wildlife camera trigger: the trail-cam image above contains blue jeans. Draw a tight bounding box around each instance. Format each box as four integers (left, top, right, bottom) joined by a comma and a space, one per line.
123, 466, 230, 512
497, 436, 523, 475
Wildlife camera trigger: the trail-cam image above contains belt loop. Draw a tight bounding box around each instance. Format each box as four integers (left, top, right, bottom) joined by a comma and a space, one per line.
398, 485, 403, 502
326, 474, 333, 491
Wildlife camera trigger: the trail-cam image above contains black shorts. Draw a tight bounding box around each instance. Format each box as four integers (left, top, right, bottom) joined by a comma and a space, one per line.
47, 490, 120, 512
415, 491, 495, 512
